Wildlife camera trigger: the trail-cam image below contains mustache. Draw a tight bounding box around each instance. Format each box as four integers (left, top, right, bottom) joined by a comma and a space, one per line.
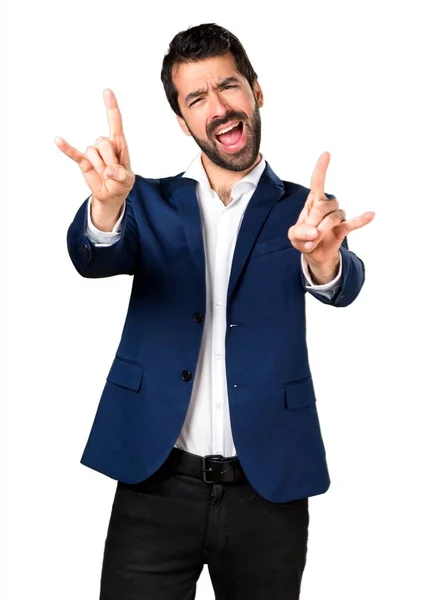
207, 111, 248, 138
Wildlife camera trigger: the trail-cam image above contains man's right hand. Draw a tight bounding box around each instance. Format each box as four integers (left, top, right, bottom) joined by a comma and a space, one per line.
55, 89, 135, 231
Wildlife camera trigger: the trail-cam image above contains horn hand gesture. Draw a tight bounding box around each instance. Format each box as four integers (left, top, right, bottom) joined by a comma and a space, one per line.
288, 152, 375, 284
55, 89, 135, 231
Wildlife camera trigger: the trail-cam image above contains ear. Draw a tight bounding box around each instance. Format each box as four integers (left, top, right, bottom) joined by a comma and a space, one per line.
176, 115, 192, 137
253, 81, 264, 108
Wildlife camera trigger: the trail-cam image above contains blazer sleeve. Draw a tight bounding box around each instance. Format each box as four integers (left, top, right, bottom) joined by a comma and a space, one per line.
301, 237, 365, 307
66, 192, 139, 278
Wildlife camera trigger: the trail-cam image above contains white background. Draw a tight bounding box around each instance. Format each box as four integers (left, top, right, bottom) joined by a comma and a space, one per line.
6, 0, 421, 598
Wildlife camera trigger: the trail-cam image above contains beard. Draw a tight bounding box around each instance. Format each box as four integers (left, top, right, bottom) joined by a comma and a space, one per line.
184, 101, 262, 172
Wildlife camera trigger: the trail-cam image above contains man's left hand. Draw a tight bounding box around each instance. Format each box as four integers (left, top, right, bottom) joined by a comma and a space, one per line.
288, 151, 375, 284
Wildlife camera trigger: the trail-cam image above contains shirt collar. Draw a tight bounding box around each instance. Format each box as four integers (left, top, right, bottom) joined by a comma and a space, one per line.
182, 152, 267, 200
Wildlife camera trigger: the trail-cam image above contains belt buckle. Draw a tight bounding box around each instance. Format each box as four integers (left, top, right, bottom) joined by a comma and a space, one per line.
201, 454, 226, 484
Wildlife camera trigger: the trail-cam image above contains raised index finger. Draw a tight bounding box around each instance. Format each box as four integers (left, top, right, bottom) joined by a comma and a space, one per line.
310, 151, 330, 200
104, 88, 125, 139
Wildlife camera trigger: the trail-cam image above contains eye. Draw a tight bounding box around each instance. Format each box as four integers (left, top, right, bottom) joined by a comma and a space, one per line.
223, 85, 236, 90
189, 97, 203, 107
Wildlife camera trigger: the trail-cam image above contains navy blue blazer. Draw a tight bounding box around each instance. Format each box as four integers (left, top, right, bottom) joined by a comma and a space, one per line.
67, 161, 365, 503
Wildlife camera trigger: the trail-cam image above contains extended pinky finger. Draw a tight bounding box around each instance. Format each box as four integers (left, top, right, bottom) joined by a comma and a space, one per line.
335, 211, 376, 237
55, 137, 85, 164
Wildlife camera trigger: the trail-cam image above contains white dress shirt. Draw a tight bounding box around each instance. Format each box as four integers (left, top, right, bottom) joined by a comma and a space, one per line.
85, 154, 342, 457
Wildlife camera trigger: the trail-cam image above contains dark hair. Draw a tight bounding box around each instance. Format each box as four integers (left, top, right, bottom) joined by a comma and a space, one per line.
161, 23, 258, 117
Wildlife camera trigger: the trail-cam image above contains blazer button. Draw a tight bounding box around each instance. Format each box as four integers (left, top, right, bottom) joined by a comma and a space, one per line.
181, 370, 192, 382
193, 312, 204, 324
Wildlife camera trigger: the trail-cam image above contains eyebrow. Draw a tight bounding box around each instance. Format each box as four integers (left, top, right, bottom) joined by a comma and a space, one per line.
184, 76, 241, 106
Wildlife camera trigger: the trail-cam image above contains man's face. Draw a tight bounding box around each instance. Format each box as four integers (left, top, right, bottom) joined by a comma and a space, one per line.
173, 53, 264, 172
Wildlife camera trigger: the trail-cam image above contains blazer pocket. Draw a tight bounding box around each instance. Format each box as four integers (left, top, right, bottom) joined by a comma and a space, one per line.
285, 377, 316, 410
254, 236, 292, 257
106, 357, 144, 392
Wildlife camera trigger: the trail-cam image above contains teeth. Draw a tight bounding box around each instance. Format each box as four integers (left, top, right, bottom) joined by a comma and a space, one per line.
216, 122, 239, 136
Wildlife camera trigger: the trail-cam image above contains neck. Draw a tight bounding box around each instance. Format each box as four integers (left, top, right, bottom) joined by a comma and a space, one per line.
201, 152, 262, 196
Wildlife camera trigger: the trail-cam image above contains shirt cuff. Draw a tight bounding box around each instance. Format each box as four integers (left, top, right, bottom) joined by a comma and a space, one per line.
85, 195, 126, 246
301, 251, 342, 290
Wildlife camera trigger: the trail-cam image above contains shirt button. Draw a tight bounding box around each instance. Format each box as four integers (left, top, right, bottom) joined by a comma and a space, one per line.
181, 370, 192, 382
216, 403, 222, 409
193, 312, 204, 323
215, 353, 221, 359
216, 302, 222, 309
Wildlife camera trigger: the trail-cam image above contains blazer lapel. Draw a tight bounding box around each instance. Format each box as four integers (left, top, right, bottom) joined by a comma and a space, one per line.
227, 163, 286, 302
169, 176, 206, 283
167, 162, 286, 304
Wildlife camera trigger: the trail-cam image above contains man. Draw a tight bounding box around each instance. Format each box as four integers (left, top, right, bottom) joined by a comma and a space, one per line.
56, 22, 374, 600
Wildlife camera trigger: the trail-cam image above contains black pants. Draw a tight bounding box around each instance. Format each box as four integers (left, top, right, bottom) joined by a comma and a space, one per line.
99, 457, 309, 599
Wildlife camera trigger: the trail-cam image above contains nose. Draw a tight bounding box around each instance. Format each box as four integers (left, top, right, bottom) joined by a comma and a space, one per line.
208, 91, 230, 121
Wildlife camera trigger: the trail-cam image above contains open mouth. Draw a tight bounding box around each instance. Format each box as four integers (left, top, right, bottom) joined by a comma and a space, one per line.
214, 121, 245, 151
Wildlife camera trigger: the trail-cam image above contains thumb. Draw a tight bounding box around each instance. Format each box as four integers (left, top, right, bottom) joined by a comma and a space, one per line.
103, 164, 131, 182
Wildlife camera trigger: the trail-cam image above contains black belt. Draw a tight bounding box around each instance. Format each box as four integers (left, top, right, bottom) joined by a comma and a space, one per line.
119, 448, 248, 490
171, 448, 248, 484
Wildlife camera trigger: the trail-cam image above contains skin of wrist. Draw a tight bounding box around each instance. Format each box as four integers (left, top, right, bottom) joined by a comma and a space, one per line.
305, 251, 340, 285
91, 197, 124, 232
